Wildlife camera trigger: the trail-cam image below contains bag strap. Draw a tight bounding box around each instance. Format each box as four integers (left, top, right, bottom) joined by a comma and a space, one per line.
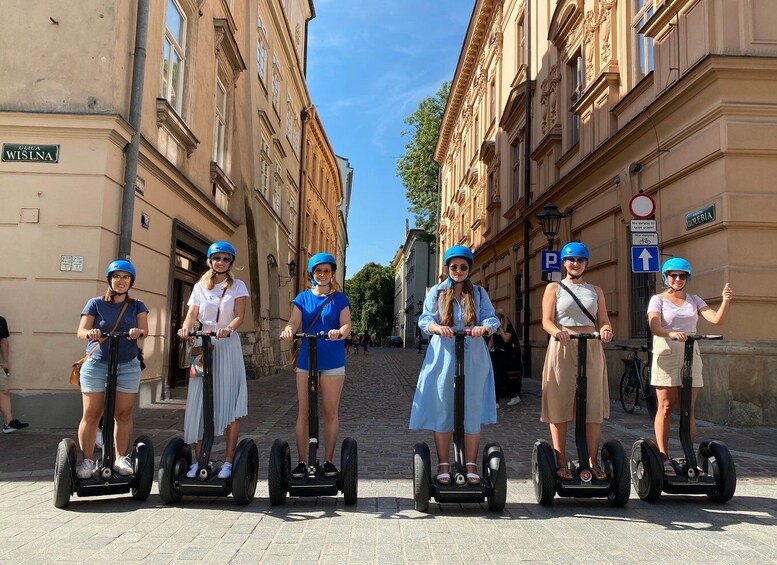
87, 301, 130, 359
214, 286, 228, 324
304, 291, 338, 332
557, 281, 597, 325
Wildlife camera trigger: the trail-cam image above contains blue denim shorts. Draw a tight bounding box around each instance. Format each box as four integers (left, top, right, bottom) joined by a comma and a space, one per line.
80, 357, 142, 393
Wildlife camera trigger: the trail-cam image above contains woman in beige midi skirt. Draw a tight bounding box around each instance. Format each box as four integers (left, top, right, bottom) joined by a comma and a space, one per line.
540, 242, 613, 481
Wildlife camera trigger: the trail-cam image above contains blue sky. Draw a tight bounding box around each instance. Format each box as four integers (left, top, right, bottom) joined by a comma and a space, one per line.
306, 0, 474, 278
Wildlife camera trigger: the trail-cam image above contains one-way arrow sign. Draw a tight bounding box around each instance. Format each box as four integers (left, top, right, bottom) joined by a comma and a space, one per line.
631, 246, 660, 273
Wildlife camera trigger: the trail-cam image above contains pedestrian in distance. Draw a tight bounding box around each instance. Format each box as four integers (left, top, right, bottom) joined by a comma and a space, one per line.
540, 242, 613, 482
280, 252, 352, 479
488, 308, 522, 408
0, 315, 29, 433
345, 333, 352, 355
177, 241, 249, 480
75, 260, 148, 478
352, 334, 360, 355
409, 245, 499, 486
362, 333, 371, 355
647, 257, 732, 476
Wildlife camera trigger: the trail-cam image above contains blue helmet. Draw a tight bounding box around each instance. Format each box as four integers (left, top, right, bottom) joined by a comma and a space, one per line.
561, 242, 590, 260
662, 257, 692, 285
105, 259, 136, 281
207, 241, 236, 259
308, 252, 337, 277
443, 245, 474, 269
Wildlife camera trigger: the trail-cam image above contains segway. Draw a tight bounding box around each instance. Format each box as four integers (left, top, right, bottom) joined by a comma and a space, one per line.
532, 332, 630, 507
54, 332, 154, 508
268, 332, 358, 505
158, 330, 258, 505
412, 329, 507, 512
630, 334, 735, 503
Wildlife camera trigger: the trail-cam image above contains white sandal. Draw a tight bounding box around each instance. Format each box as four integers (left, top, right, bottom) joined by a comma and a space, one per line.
466, 462, 481, 485
436, 463, 451, 485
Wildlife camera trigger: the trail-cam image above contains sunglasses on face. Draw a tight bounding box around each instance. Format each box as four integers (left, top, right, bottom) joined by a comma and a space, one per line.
449, 264, 469, 272
211, 255, 233, 263
314, 267, 332, 275
110, 274, 132, 281
564, 257, 587, 264
667, 273, 688, 280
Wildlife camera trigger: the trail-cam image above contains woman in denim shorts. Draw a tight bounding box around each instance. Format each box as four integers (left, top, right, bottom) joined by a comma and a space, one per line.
76, 260, 148, 479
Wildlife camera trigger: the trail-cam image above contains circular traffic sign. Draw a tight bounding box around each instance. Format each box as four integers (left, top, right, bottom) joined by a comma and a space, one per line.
629, 193, 656, 219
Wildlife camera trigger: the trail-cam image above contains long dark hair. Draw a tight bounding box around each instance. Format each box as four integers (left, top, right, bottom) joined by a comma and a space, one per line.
438, 280, 476, 326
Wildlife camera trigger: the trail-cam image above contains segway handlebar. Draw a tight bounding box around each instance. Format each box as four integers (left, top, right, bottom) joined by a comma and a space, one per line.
670, 334, 723, 342
294, 331, 343, 340
96, 331, 132, 338
433, 328, 492, 337
555, 332, 600, 341
185, 330, 217, 337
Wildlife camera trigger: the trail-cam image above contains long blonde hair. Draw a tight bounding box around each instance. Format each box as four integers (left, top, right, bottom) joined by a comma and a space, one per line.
438, 280, 477, 326
200, 268, 235, 291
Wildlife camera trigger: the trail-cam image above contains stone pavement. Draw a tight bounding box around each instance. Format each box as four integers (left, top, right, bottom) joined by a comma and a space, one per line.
1, 347, 776, 563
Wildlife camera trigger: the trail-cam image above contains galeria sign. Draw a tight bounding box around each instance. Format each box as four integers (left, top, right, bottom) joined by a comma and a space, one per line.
2, 144, 60, 163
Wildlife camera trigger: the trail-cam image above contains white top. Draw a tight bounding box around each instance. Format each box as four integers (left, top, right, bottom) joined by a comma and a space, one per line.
555, 282, 598, 327
647, 293, 708, 333
189, 279, 249, 329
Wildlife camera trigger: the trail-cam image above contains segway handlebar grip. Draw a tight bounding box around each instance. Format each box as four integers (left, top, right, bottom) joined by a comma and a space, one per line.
187, 330, 217, 337
294, 331, 342, 340
670, 334, 723, 342
556, 332, 600, 341
99, 331, 132, 338
434, 328, 491, 337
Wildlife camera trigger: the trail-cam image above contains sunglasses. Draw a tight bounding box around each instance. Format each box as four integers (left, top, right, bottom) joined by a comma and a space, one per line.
564, 257, 588, 264
449, 264, 469, 272
314, 267, 332, 275
667, 273, 688, 280
110, 274, 132, 281
211, 255, 233, 263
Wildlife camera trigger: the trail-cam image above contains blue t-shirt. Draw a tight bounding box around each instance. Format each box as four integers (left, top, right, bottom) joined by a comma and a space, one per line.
82, 298, 149, 363
293, 290, 350, 371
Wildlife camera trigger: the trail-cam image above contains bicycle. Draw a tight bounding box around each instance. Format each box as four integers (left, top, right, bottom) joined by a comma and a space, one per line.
614, 343, 657, 418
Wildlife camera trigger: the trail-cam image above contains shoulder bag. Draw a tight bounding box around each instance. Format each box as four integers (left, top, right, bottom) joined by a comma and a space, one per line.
70, 301, 129, 387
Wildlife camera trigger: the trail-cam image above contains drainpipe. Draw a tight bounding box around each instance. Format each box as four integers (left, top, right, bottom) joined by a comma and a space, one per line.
522, 0, 532, 380
118, 0, 149, 259
296, 107, 312, 294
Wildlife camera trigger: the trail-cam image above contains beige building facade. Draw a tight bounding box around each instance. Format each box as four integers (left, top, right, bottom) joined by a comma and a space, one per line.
0, 0, 345, 426
436, 0, 777, 425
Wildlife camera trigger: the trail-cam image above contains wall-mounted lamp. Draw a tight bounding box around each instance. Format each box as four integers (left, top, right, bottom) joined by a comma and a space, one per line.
537, 201, 565, 251
279, 259, 297, 287
629, 162, 643, 174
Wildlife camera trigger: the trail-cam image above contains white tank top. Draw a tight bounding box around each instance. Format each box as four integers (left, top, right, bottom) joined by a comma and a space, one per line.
555, 282, 598, 327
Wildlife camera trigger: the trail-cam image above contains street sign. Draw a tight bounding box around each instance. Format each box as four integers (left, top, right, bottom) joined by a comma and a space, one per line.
630, 219, 657, 232
631, 232, 659, 246
541, 270, 562, 282
541, 250, 561, 272
631, 246, 660, 273
629, 193, 656, 219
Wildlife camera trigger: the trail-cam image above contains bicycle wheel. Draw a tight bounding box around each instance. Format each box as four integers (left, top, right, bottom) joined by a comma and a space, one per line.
620, 367, 639, 414
642, 364, 657, 419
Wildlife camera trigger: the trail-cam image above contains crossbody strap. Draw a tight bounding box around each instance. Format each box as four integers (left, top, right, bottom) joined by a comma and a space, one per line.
87, 301, 130, 358
557, 281, 597, 325
305, 291, 338, 332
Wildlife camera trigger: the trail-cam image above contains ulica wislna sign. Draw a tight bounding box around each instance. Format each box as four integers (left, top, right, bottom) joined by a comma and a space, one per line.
2, 144, 60, 163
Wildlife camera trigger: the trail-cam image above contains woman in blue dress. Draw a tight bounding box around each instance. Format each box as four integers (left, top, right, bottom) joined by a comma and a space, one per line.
409, 245, 499, 485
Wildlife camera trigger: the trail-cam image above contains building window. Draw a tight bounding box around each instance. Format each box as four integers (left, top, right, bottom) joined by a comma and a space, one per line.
162, 0, 187, 112
274, 160, 282, 214
213, 78, 227, 167
633, 0, 655, 81
511, 138, 521, 204
286, 96, 293, 140
272, 55, 281, 110
517, 14, 526, 69
260, 138, 270, 197
489, 78, 496, 124
569, 52, 584, 147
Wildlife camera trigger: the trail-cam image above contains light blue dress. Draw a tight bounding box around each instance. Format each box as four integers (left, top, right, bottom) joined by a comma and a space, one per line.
409, 281, 500, 434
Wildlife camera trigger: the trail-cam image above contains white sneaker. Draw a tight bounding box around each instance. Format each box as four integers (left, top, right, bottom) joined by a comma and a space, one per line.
186, 462, 199, 478
95, 430, 104, 450
113, 455, 133, 476
76, 458, 95, 479
217, 462, 232, 479
507, 395, 521, 406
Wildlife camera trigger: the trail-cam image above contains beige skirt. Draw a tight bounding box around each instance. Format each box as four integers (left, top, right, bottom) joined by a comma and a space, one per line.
650, 336, 703, 387
541, 326, 610, 424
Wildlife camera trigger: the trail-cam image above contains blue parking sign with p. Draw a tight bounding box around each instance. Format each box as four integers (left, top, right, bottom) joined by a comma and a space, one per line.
541, 250, 561, 272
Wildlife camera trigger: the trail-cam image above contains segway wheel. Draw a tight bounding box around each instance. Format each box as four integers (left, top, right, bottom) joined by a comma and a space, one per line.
532, 440, 556, 506
131, 435, 154, 501
412, 442, 431, 512
158, 437, 190, 504
53, 438, 76, 508
340, 437, 358, 506
268, 439, 290, 506
602, 440, 630, 507
232, 439, 259, 506
630, 439, 662, 502
705, 440, 736, 504
483, 442, 507, 512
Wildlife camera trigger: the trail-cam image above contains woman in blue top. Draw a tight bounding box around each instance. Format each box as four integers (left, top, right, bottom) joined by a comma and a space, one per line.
409, 245, 499, 485
281, 253, 352, 478
76, 260, 149, 479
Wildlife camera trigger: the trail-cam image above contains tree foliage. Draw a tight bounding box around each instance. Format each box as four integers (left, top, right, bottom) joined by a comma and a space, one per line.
344, 262, 395, 344
396, 81, 450, 238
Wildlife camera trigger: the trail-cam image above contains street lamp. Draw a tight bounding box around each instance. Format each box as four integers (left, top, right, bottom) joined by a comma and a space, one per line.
278, 259, 297, 287
537, 201, 564, 250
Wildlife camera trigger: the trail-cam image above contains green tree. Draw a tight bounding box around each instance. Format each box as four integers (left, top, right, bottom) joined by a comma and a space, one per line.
345, 262, 395, 344
396, 81, 450, 238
